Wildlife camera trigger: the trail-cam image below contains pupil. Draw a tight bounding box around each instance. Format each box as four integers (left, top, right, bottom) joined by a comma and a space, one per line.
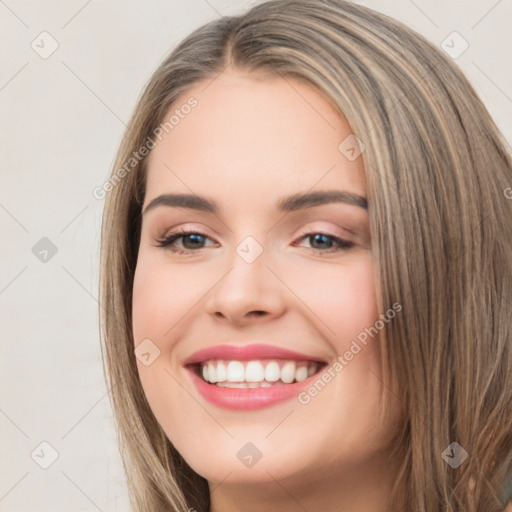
184, 234, 204, 248
312, 234, 331, 249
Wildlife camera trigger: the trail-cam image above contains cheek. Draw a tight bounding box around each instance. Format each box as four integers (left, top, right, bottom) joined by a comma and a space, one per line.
283, 255, 378, 347
132, 258, 206, 343
132, 265, 169, 343
327, 264, 377, 335
345, 268, 379, 346
131, 259, 204, 422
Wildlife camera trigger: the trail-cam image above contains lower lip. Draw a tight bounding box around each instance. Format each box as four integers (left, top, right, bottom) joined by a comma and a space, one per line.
187, 368, 318, 410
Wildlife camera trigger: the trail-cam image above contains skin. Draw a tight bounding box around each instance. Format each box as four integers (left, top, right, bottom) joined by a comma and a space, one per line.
132, 68, 404, 512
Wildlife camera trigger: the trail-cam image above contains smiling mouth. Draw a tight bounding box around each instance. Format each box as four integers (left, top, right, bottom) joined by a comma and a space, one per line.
189, 359, 327, 388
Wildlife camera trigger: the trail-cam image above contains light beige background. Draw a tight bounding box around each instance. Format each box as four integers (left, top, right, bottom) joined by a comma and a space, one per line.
1, 0, 510, 510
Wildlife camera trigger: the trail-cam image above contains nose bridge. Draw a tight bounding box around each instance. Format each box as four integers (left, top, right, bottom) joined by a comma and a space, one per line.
205, 232, 284, 322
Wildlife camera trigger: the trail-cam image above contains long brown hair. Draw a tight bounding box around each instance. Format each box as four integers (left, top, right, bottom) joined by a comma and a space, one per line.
98, 1, 512, 510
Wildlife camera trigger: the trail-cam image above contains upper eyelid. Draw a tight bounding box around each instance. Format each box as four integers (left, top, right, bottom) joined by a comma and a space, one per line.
158, 219, 358, 237
159, 226, 352, 239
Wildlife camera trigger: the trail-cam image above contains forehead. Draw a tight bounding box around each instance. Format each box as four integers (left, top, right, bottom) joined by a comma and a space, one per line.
144, 68, 366, 207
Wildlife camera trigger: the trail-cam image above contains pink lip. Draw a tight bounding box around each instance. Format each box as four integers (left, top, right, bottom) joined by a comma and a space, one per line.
187, 370, 321, 410
184, 343, 326, 365
183, 343, 327, 410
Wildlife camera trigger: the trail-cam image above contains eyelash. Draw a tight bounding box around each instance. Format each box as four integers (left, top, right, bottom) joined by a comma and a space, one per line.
153, 228, 355, 255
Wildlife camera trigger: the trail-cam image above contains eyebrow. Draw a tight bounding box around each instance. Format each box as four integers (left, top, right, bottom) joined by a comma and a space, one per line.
142, 189, 368, 216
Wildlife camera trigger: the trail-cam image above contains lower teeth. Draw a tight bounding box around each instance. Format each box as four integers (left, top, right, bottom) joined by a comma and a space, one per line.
213, 381, 287, 388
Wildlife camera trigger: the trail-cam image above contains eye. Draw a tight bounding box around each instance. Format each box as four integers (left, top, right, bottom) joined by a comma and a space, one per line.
153, 229, 217, 254
153, 229, 355, 255
293, 232, 355, 253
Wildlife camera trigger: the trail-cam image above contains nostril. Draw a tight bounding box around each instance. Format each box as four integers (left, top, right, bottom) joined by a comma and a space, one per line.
245, 310, 268, 318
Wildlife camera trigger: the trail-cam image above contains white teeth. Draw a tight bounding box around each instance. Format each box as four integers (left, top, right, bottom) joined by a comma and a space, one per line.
295, 366, 309, 382
198, 359, 322, 385
280, 361, 296, 383
245, 361, 265, 382
264, 361, 280, 382
226, 361, 245, 382
216, 361, 227, 382
208, 361, 217, 383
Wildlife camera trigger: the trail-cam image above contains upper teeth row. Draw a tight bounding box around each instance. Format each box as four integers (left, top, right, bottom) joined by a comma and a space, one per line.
200, 359, 318, 384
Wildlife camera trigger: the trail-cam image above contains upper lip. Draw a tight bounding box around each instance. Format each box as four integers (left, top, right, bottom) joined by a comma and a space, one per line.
184, 343, 327, 366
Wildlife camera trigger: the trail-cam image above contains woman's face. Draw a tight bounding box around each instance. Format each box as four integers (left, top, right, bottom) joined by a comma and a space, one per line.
132, 68, 402, 493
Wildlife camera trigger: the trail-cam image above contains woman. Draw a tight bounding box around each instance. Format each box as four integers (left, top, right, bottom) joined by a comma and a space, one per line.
98, 1, 512, 510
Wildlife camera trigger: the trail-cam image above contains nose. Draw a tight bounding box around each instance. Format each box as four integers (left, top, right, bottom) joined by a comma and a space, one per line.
205, 243, 286, 326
